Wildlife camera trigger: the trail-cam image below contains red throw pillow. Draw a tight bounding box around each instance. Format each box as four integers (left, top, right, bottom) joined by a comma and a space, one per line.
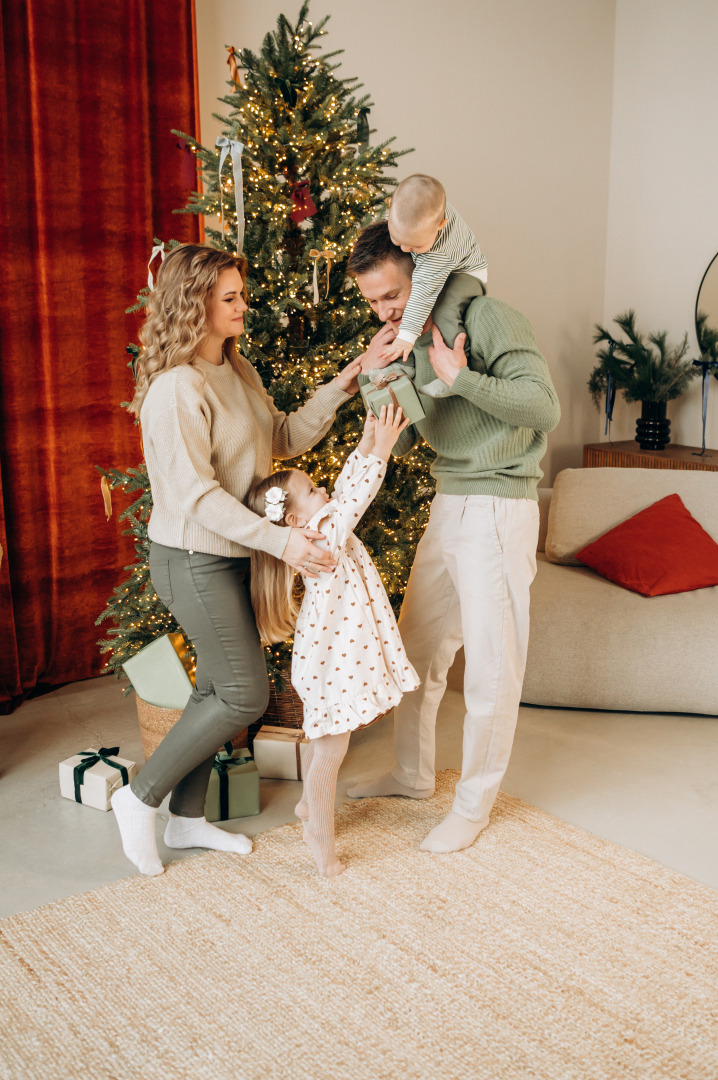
575, 493, 718, 597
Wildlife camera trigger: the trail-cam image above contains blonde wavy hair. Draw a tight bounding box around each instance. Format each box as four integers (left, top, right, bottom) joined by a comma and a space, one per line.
246, 470, 305, 645
129, 244, 251, 418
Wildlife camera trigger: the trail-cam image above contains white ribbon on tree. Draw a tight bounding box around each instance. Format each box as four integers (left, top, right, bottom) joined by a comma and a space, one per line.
147, 244, 166, 290
216, 136, 245, 252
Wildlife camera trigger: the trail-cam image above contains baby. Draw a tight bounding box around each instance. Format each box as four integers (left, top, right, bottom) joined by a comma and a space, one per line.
378, 174, 488, 398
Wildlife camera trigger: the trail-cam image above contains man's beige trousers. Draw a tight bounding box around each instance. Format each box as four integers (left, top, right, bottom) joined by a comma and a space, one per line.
393, 493, 540, 824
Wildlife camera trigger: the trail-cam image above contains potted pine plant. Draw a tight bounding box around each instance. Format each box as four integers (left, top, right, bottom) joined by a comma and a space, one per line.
589, 310, 699, 449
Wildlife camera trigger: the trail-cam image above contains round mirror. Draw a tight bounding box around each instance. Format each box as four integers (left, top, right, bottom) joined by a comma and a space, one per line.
695, 252, 718, 354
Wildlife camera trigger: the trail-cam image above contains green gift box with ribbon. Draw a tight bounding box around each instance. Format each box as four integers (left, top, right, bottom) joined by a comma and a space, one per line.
59, 747, 138, 812
360, 373, 425, 425
205, 745, 260, 822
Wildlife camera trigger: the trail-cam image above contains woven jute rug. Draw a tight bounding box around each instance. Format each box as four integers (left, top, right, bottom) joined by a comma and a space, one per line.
1, 772, 716, 1080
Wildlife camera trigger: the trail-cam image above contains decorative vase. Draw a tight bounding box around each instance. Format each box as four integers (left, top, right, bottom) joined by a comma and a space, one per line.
635, 400, 670, 450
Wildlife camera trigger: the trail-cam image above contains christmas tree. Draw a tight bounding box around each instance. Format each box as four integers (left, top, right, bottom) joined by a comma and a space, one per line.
97, 3, 436, 688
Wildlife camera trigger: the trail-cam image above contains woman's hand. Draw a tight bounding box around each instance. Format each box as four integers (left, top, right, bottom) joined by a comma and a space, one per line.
333, 355, 364, 395
281, 528, 336, 579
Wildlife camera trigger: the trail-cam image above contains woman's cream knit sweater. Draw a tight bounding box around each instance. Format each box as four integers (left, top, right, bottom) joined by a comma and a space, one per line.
141, 356, 349, 560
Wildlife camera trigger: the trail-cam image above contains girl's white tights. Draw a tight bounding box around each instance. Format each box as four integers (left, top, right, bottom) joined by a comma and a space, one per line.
294, 732, 350, 878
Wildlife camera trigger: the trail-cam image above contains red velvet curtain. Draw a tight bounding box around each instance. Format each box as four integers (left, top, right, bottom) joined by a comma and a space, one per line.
0, 0, 201, 711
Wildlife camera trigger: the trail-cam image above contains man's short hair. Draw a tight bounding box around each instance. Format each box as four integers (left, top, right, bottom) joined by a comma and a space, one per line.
347, 220, 414, 277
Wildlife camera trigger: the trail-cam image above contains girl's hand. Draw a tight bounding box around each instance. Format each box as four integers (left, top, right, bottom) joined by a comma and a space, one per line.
281, 528, 336, 579
333, 355, 364, 395
370, 404, 411, 461
357, 410, 376, 456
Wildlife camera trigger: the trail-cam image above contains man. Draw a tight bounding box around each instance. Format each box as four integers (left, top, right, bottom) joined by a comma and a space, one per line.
345, 221, 560, 853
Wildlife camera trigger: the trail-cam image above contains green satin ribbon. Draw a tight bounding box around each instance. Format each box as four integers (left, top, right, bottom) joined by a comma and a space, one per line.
73, 747, 128, 803
212, 744, 247, 821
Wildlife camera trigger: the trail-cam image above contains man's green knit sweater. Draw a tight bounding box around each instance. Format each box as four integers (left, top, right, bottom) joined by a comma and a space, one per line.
386, 296, 560, 500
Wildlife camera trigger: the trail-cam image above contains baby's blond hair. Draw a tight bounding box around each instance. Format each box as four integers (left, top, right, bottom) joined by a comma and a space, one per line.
389, 174, 446, 230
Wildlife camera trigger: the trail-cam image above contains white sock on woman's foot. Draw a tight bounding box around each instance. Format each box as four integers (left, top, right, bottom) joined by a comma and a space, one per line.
164, 816, 252, 855
111, 784, 164, 876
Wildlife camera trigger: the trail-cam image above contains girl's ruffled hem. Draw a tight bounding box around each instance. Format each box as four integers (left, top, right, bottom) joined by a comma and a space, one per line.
301, 674, 420, 740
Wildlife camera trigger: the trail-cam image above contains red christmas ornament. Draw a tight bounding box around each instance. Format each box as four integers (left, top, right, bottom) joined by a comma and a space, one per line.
290, 181, 317, 223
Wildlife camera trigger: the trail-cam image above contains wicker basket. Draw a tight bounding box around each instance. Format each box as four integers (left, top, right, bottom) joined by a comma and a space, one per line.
135, 696, 248, 761
263, 682, 304, 727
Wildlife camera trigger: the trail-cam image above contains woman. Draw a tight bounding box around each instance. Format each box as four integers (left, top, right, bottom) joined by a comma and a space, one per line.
111, 243, 362, 876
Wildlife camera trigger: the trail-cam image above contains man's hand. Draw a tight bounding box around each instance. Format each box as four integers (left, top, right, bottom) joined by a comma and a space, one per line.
334, 355, 364, 395
379, 336, 414, 364
358, 323, 398, 373
428, 325, 468, 387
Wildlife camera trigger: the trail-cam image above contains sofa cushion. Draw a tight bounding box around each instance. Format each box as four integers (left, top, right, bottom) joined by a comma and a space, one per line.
522, 554, 718, 714
575, 493, 718, 596
545, 467, 718, 565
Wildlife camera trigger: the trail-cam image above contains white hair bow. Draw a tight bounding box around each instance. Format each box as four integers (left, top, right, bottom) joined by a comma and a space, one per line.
264, 486, 286, 522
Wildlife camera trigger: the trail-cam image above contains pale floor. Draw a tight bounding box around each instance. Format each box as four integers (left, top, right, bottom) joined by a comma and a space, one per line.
2, 664, 717, 918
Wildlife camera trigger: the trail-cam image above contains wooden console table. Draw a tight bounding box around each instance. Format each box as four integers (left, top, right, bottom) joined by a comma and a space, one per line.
583, 441, 718, 472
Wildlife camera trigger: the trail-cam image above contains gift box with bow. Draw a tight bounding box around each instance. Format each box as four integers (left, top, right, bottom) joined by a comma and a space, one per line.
205, 745, 260, 822
59, 747, 137, 812
360, 372, 425, 425
252, 725, 311, 781
122, 632, 195, 710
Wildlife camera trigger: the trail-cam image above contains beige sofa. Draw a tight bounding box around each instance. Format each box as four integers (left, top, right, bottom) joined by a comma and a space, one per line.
522, 467, 718, 715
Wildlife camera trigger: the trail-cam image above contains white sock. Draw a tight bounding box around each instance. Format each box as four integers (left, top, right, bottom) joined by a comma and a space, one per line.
111, 784, 164, 876
164, 816, 252, 855
418, 377, 454, 399
346, 771, 434, 800
420, 811, 487, 853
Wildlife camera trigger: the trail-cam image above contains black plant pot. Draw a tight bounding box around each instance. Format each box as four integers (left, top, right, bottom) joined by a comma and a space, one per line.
635, 400, 670, 450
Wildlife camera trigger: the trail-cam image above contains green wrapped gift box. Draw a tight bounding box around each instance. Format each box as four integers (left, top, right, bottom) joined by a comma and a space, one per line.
122, 633, 195, 710
205, 748, 260, 822
360, 374, 425, 425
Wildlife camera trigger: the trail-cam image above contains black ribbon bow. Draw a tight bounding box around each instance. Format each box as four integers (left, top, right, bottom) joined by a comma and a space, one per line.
212, 742, 238, 821
73, 747, 128, 803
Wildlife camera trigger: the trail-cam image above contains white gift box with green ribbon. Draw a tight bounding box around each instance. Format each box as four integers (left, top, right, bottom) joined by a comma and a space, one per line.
59, 747, 137, 812
122, 633, 195, 710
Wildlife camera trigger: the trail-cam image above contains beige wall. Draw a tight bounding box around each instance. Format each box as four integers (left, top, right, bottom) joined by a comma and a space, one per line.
603, 0, 718, 453
194, 0, 617, 480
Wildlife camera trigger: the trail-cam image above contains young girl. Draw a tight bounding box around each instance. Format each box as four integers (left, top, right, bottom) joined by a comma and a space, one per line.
247, 406, 420, 878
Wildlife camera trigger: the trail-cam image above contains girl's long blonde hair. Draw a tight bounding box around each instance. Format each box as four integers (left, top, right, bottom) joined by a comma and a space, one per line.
129, 244, 251, 418
247, 470, 304, 645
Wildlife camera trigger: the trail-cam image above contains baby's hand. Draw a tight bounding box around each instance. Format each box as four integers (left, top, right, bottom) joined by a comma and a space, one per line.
370, 404, 411, 461
379, 337, 414, 364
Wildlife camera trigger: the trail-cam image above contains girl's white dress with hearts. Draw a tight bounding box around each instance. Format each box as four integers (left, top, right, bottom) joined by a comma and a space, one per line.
292, 449, 420, 740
